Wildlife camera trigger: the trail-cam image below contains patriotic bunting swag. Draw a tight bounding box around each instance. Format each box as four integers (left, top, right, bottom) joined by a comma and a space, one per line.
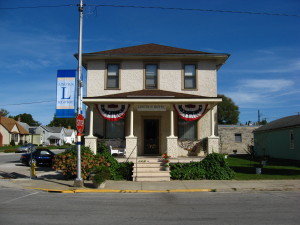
174, 104, 207, 121
96, 104, 129, 121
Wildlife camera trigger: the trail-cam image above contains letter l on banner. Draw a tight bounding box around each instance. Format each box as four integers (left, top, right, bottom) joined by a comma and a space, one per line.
56, 70, 76, 118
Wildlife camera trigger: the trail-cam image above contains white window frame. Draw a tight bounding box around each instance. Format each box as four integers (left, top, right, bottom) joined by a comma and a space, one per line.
183, 64, 197, 89
106, 63, 120, 89
145, 64, 158, 89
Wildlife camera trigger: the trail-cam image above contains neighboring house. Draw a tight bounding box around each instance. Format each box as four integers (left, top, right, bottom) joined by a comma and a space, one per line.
219, 125, 259, 154
64, 128, 76, 144
0, 116, 30, 146
254, 115, 300, 160
36, 126, 65, 146
81, 43, 230, 158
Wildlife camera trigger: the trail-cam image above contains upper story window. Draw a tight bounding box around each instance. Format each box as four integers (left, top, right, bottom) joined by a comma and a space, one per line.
183, 64, 196, 89
106, 64, 119, 89
145, 64, 158, 89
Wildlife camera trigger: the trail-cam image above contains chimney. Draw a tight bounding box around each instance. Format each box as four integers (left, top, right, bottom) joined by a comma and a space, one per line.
18, 116, 21, 122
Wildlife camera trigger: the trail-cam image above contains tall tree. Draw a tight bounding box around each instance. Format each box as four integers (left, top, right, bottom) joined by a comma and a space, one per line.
14, 113, 41, 126
0, 108, 9, 117
217, 94, 240, 125
48, 115, 76, 129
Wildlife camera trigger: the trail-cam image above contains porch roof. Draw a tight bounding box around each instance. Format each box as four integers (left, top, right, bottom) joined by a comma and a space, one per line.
83, 90, 222, 104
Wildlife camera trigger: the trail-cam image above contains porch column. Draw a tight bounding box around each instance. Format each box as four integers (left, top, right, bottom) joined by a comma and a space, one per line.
126, 107, 137, 158
170, 107, 175, 137
207, 105, 219, 153
129, 107, 134, 137
210, 106, 215, 137
88, 104, 94, 137
85, 104, 97, 154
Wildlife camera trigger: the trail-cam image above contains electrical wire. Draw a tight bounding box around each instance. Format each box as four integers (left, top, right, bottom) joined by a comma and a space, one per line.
0, 4, 299, 17
0, 100, 55, 107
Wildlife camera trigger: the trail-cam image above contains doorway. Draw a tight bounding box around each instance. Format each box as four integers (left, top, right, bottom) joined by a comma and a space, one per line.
143, 119, 159, 155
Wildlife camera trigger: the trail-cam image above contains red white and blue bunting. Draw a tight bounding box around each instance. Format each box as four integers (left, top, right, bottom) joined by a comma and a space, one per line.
96, 104, 129, 121
174, 104, 207, 121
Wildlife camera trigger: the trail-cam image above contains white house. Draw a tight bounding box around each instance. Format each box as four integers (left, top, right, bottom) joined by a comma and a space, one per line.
63, 128, 76, 144
81, 43, 229, 158
36, 126, 65, 146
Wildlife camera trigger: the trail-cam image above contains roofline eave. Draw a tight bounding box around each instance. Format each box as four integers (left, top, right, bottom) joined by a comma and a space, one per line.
83, 98, 222, 104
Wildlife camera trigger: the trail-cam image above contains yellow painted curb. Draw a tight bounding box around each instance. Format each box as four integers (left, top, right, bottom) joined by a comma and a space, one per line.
29, 188, 215, 193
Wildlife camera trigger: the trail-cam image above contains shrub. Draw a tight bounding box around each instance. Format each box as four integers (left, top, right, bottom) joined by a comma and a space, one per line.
170, 153, 234, 180
97, 141, 133, 180
52, 146, 109, 179
10, 140, 15, 146
91, 165, 111, 184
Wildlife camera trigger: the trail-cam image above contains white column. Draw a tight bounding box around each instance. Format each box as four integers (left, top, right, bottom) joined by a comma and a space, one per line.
88, 104, 94, 137
210, 106, 215, 137
129, 108, 134, 137
170, 108, 175, 137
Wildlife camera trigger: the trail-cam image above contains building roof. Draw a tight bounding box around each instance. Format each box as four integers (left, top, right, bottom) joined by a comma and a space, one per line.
40, 126, 63, 133
0, 117, 29, 134
88, 43, 212, 55
79, 43, 230, 70
254, 115, 300, 132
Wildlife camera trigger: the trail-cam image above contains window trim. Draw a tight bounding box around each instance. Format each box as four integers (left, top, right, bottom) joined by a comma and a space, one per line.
144, 62, 159, 90
234, 133, 242, 143
177, 118, 198, 140
105, 62, 121, 90
182, 63, 198, 90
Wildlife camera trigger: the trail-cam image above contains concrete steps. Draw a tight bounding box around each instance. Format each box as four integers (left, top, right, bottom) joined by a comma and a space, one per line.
132, 158, 171, 182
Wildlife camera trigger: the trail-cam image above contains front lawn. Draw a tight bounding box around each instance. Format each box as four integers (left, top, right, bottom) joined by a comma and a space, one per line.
227, 155, 300, 180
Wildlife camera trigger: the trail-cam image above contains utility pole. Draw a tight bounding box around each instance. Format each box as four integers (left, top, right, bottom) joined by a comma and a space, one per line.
258, 110, 261, 124
74, 0, 84, 187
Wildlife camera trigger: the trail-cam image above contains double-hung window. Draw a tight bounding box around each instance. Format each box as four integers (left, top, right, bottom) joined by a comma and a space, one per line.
106, 64, 119, 89
178, 118, 197, 140
183, 64, 196, 89
235, 133, 242, 142
145, 64, 158, 89
105, 119, 125, 139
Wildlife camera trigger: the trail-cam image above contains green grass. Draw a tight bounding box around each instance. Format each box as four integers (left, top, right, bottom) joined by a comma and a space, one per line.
0, 145, 69, 153
227, 155, 300, 180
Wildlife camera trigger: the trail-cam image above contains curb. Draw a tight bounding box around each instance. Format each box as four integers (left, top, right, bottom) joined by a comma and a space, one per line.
30, 188, 216, 193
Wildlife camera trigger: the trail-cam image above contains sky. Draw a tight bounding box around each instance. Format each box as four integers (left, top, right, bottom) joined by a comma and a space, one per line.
0, 0, 299, 126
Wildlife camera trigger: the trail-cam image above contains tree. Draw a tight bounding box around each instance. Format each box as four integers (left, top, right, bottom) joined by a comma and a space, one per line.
0, 108, 9, 117
217, 94, 240, 125
48, 115, 76, 129
13, 113, 41, 126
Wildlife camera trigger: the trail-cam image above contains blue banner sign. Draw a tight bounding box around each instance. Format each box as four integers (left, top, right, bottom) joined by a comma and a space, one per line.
56, 70, 76, 118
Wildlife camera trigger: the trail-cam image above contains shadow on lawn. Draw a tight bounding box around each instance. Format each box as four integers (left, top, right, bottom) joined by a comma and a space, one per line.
231, 166, 300, 176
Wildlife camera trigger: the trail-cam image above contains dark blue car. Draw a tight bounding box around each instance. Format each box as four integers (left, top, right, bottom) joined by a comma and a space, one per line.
20, 149, 55, 167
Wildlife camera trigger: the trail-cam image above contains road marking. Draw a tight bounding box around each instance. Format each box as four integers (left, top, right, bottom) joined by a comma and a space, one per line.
3, 191, 40, 204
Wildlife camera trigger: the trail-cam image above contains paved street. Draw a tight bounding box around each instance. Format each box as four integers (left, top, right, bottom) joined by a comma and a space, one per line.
1, 188, 300, 225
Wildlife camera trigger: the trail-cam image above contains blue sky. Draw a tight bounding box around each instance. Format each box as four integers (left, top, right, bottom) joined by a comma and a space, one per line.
1, 0, 299, 125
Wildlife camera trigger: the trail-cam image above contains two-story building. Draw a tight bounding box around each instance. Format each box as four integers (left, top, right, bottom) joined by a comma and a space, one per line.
81, 43, 229, 159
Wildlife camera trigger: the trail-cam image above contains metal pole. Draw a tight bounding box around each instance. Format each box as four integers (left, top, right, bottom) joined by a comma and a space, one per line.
74, 0, 84, 187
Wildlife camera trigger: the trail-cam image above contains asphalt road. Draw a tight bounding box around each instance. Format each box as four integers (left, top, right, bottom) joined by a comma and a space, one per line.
0, 189, 299, 225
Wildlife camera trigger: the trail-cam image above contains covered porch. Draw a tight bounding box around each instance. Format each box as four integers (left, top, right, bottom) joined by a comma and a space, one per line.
83, 90, 221, 159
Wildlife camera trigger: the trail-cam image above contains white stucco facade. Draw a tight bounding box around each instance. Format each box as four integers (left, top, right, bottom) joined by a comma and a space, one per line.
81, 44, 229, 157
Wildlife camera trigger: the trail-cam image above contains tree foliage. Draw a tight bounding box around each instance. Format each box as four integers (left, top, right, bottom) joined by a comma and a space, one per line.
217, 94, 240, 125
48, 115, 76, 129
13, 113, 40, 126
0, 108, 9, 117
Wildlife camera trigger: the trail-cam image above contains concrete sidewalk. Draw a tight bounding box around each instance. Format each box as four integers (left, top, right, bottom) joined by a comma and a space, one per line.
1, 177, 300, 193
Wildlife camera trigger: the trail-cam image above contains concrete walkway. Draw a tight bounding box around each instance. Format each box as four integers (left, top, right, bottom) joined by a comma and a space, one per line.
1, 176, 300, 193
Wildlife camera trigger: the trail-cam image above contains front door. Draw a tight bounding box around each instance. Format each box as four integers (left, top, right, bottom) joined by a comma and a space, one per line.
144, 119, 159, 155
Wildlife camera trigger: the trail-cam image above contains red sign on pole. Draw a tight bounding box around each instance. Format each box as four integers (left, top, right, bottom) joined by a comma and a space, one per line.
76, 114, 84, 134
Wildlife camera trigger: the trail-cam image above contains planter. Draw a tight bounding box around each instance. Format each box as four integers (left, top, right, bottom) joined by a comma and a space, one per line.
255, 167, 262, 175
92, 178, 106, 189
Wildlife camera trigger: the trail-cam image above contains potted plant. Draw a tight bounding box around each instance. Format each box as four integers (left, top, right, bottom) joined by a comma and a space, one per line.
161, 153, 171, 171
90, 165, 111, 188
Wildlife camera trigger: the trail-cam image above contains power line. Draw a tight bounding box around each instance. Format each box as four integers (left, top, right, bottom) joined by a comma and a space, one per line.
0, 3, 300, 17
0, 100, 55, 107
